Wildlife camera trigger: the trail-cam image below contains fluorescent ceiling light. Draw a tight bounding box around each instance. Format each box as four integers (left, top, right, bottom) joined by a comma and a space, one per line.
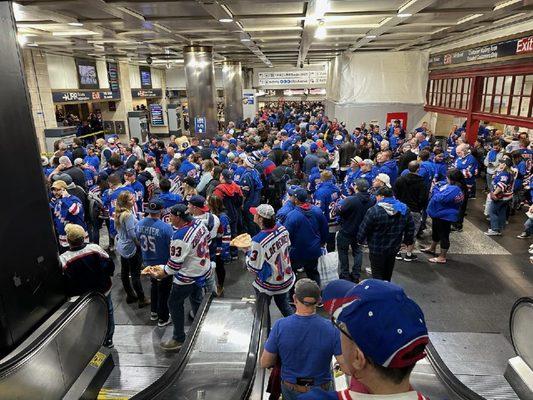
315, 24, 327, 39
398, 0, 418, 14
241, 38, 251, 42
397, 13, 412, 18
456, 14, 483, 25
497, 12, 526, 23
493, 0, 522, 11
379, 17, 393, 26
366, 35, 377, 39
52, 31, 98, 36
27, 43, 39, 47
17, 34, 27, 46
219, 18, 233, 23
315, 0, 329, 19
431, 27, 449, 34
68, 22, 83, 26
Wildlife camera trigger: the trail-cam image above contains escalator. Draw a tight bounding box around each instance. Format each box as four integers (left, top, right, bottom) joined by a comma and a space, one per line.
0, 292, 111, 400
132, 294, 269, 400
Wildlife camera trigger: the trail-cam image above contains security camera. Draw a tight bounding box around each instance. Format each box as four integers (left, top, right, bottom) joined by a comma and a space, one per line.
146, 56, 153, 65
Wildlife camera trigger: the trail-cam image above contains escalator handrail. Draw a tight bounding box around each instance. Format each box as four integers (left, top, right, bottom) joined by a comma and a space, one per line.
132, 293, 213, 399
0, 291, 107, 377
235, 294, 270, 400
508, 296, 533, 358
426, 341, 486, 400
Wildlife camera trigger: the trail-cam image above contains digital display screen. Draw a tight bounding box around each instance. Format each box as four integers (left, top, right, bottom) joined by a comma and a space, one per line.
76, 59, 99, 89
140, 66, 152, 89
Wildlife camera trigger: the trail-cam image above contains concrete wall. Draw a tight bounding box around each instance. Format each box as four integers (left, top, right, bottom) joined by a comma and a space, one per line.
22, 49, 57, 152
166, 66, 224, 89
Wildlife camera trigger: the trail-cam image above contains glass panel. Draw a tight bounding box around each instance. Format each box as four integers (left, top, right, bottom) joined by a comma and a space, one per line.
463, 93, 469, 109
466, 78, 472, 95
524, 75, 533, 98
484, 95, 492, 112
495, 76, 504, 95
493, 95, 502, 113
452, 92, 458, 108
484, 77, 492, 95
503, 76, 513, 95
510, 96, 520, 116
501, 95, 510, 114
444, 92, 450, 107
520, 96, 530, 117
514, 75, 524, 95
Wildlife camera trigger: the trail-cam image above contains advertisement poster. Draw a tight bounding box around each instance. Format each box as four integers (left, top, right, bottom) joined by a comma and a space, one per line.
107, 62, 120, 92
194, 117, 206, 134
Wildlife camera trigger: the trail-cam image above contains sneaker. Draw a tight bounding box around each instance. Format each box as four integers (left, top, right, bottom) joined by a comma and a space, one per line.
160, 339, 183, 351
103, 339, 114, 349
189, 310, 195, 320
528, 248, 533, 255
126, 296, 138, 304
530, 256, 533, 264
365, 267, 372, 276
403, 253, 418, 262
484, 229, 501, 236
150, 312, 158, 321
517, 232, 531, 239
395, 252, 403, 260
138, 298, 151, 308
157, 319, 172, 327
451, 225, 463, 232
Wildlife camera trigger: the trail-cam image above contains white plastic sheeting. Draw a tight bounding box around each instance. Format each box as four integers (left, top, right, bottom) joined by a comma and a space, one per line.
327, 51, 429, 104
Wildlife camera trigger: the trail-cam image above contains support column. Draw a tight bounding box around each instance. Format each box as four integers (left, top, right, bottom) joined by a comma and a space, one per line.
222, 61, 244, 126
22, 48, 56, 151
0, 1, 64, 357
183, 46, 218, 138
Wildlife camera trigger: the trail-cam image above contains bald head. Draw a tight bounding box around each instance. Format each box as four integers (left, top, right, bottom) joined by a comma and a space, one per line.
408, 160, 420, 173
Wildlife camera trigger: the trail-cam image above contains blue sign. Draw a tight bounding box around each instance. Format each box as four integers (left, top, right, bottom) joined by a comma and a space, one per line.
244, 93, 254, 105
194, 117, 206, 134
149, 104, 165, 126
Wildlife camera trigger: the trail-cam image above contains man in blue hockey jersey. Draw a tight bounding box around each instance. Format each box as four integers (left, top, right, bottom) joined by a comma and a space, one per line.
102, 173, 136, 242
124, 168, 145, 217
454, 143, 478, 198
149, 204, 211, 351
136, 199, 174, 327
51, 179, 88, 251
313, 170, 341, 251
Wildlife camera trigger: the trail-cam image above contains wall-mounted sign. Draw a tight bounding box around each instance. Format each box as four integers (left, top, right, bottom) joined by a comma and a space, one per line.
243, 93, 255, 105
149, 104, 165, 126
52, 90, 120, 103
107, 62, 120, 92
114, 120, 125, 135
194, 117, 206, 134
308, 88, 326, 95
429, 34, 533, 68
103, 120, 116, 134
131, 88, 163, 98
75, 58, 99, 89
258, 69, 327, 87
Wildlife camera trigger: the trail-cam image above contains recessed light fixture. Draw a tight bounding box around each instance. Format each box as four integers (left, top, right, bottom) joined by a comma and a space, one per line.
240, 38, 251, 42
68, 22, 84, 26
456, 14, 483, 25
366, 35, 377, 39
315, 20, 327, 39
397, 13, 412, 18
53, 31, 98, 36
219, 18, 233, 23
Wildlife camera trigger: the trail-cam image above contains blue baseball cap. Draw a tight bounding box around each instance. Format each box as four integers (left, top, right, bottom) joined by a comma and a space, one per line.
293, 187, 308, 203
310, 143, 318, 152
287, 185, 301, 196
323, 279, 428, 368
146, 199, 164, 214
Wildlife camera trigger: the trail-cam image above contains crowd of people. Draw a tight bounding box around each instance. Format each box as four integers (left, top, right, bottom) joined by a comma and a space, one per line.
42, 101, 532, 398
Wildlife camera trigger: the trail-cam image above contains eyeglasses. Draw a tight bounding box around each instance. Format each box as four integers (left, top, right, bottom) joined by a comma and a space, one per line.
331, 316, 354, 342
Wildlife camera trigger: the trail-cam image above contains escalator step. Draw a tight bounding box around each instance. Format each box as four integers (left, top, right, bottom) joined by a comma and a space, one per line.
97, 388, 137, 400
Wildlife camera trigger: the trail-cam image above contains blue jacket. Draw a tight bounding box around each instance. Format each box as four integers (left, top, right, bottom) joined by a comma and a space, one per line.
455, 154, 478, 185
240, 168, 263, 208
377, 160, 398, 185
419, 160, 435, 187
351, 167, 377, 189
276, 200, 296, 225
336, 192, 375, 236
284, 204, 328, 261
427, 182, 464, 222
432, 161, 448, 182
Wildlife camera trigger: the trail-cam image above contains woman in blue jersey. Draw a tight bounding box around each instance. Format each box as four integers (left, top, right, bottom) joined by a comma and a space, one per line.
244, 204, 295, 317
422, 169, 465, 264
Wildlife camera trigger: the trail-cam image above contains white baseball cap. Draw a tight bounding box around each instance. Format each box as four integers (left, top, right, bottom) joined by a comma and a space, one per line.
250, 204, 275, 219
375, 173, 391, 188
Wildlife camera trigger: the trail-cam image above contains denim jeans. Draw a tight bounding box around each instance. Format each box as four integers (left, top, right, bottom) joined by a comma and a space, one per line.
489, 200, 509, 232
168, 283, 204, 342
281, 382, 332, 400
336, 231, 362, 280
105, 294, 115, 343
254, 289, 294, 317
525, 218, 533, 235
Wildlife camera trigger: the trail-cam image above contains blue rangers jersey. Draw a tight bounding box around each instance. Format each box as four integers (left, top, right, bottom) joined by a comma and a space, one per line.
164, 220, 212, 286
454, 154, 478, 186
51, 194, 88, 248
136, 217, 173, 266
245, 224, 295, 296
313, 180, 341, 231
127, 180, 145, 216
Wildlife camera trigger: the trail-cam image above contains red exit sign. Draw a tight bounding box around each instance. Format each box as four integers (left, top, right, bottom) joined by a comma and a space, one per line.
516, 36, 533, 54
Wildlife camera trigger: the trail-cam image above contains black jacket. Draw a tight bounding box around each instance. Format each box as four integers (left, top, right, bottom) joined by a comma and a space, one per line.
398, 150, 418, 173
337, 192, 375, 236
393, 172, 428, 212
64, 166, 87, 190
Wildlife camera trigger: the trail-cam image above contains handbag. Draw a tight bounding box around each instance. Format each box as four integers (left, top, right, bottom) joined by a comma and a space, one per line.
318, 248, 339, 289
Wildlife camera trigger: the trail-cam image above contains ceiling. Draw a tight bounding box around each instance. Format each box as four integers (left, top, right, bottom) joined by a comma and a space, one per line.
13, 0, 533, 68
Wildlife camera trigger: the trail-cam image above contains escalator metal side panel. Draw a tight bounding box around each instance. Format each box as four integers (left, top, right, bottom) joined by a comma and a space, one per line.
509, 297, 533, 371
0, 293, 108, 400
